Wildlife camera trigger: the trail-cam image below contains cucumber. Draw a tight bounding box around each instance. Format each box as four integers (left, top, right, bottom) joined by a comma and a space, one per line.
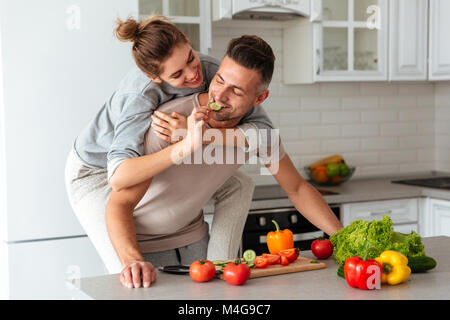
208, 102, 223, 112
337, 264, 345, 279
408, 255, 437, 273
243, 249, 257, 264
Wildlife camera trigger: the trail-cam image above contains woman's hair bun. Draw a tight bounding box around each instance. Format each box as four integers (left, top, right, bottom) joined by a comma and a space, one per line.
115, 17, 140, 42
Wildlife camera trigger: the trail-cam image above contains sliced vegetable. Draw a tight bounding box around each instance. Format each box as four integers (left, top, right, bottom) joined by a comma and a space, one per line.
208, 101, 223, 112
278, 248, 300, 263
243, 249, 257, 264
262, 253, 281, 265
254, 256, 269, 268
280, 255, 290, 266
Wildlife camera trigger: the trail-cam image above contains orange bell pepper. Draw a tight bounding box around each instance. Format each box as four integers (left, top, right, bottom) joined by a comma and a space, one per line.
266, 220, 294, 254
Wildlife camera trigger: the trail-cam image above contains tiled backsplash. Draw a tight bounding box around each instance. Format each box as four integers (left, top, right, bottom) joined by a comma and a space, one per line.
211, 21, 450, 185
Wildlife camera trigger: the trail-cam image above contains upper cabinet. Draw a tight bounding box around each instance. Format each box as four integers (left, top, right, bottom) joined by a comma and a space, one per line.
284, 0, 388, 83
429, 0, 450, 80
284, 0, 450, 83
139, 0, 211, 54
389, 0, 428, 81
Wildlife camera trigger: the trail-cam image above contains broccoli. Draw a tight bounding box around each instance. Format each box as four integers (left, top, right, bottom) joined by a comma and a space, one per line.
330, 215, 425, 266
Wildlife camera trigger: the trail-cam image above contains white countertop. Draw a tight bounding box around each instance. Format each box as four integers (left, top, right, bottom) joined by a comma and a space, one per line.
72, 236, 450, 300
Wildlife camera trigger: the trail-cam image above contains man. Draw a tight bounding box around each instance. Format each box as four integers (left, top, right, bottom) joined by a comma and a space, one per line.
107, 35, 343, 289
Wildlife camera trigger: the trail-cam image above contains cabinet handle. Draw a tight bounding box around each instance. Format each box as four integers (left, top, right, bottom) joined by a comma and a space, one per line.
316, 49, 321, 75
370, 210, 392, 217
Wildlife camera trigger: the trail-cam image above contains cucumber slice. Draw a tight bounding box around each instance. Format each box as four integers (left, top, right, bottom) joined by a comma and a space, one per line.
243, 249, 257, 264
208, 102, 223, 112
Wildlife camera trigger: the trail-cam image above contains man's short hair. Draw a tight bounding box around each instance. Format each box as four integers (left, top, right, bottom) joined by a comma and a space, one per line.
225, 35, 275, 92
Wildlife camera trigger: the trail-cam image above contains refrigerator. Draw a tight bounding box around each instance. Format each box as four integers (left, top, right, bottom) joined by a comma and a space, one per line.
0, 0, 138, 299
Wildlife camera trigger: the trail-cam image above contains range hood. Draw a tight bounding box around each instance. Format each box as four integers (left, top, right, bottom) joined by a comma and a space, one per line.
212, 0, 311, 21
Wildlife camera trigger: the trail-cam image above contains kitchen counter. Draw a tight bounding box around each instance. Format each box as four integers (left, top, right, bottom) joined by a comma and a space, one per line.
240, 171, 450, 211
70, 236, 450, 300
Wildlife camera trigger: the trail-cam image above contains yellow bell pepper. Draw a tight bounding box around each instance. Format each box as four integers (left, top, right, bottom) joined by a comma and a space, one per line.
375, 250, 411, 285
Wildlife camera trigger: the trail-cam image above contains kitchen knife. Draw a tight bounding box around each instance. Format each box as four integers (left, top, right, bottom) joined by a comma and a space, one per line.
158, 265, 190, 275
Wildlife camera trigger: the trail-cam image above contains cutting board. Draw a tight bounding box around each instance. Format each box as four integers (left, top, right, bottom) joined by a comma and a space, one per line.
216, 256, 326, 280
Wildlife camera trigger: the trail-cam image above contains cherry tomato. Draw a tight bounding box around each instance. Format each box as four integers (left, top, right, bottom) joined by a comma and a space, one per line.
278, 248, 300, 263
261, 253, 281, 265
189, 259, 216, 282
223, 261, 250, 285
254, 256, 269, 268
280, 255, 290, 266
311, 238, 334, 259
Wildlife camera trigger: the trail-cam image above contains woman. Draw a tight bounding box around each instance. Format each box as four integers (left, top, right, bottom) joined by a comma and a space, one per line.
64, 16, 271, 275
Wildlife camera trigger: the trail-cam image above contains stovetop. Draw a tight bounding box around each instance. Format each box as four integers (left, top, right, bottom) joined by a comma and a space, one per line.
391, 177, 450, 190
253, 184, 339, 201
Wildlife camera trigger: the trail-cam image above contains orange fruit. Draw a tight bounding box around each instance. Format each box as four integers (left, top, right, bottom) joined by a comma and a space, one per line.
312, 167, 329, 184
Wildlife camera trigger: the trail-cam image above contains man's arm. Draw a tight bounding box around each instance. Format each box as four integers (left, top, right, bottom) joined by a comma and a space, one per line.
266, 154, 343, 236
105, 179, 157, 288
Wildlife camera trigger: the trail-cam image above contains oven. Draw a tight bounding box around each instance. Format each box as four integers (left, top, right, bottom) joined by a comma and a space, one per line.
240, 205, 341, 256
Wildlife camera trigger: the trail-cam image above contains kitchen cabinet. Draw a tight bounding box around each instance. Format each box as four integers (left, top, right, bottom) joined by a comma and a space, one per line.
429, 0, 450, 80
389, 0, 428, 80
284, 0, 450, 83
341, 198, 419, 234
139, 0, 212, 54
421, 198, 450, 237
283, 0, 388, 83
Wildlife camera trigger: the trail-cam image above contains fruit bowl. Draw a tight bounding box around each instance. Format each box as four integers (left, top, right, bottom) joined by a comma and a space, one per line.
304, 165, 356, 186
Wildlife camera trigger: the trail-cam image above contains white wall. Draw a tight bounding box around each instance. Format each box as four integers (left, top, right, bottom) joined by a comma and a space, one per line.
435, 83, 450, 171
211, 20, 447, 185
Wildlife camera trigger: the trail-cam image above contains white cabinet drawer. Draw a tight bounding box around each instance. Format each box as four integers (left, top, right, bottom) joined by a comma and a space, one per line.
393, 223, 418, 234
342, 198, 419, 226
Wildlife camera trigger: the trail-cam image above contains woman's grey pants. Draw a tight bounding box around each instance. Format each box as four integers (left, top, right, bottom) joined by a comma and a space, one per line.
64, 149, 254, 273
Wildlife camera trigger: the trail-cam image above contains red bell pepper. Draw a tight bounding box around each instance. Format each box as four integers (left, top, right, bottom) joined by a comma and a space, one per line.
344, 256, 382, 290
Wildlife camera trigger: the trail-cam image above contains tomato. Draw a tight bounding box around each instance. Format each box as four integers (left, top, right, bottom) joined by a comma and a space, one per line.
254, 256, 269, 268
223, 261, 251, 285
280, 255, 290, 266
189, 260, 216, 282
261, 253, 281, 265
279, 248, 300, 263
311, 238, 334, 259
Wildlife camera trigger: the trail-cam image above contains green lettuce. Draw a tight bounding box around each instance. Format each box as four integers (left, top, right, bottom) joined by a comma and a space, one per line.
330, 215, 425, 265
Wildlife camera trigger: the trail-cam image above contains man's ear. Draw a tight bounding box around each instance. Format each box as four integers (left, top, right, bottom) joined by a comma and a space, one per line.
253, 89, 269, 107
146, 74, 163, 83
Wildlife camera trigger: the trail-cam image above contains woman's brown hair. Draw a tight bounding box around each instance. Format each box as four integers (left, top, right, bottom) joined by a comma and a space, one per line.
115, 15, 188, 78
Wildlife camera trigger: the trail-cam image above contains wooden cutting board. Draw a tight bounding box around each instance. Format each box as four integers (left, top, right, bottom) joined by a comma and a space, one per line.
216, 256, 326, 280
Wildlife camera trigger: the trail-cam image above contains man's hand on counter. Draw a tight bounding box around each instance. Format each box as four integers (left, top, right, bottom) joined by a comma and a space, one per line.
120, 260, 157, 289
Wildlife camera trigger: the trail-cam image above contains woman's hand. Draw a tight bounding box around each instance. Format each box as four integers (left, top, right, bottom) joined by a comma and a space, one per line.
151, 111, 187, 144
120, 260, 157, 289
183, 106, 210, 153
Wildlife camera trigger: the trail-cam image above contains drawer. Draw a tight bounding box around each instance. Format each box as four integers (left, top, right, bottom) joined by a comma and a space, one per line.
393, 223, 418, 234
342, 198, 419, 226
